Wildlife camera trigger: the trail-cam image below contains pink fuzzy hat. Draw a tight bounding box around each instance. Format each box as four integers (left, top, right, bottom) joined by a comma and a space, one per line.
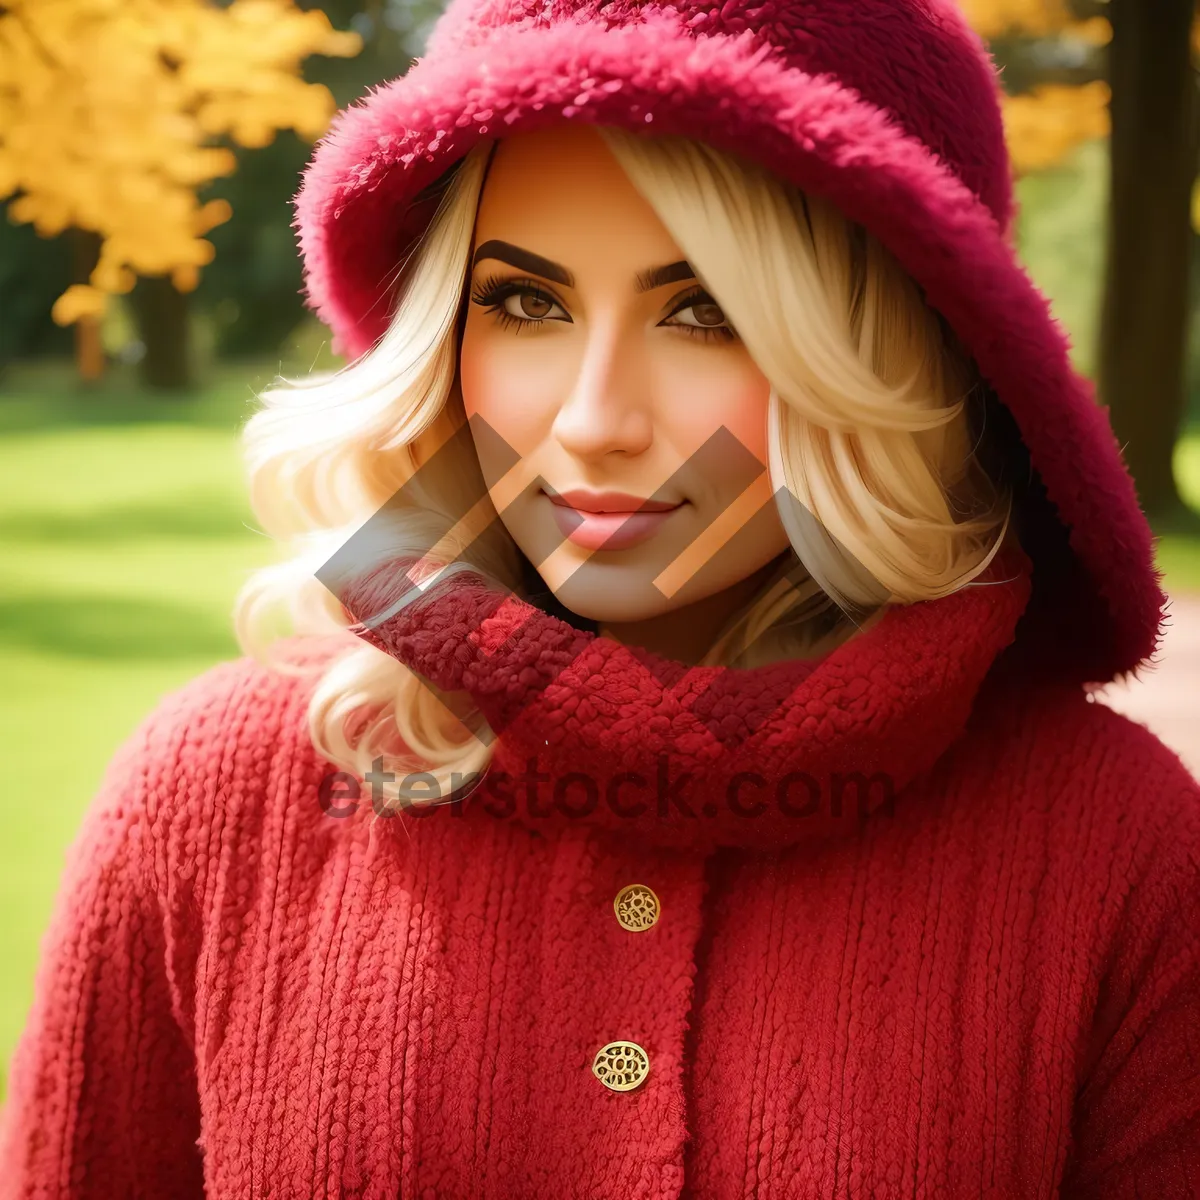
293, 0, 1166, 687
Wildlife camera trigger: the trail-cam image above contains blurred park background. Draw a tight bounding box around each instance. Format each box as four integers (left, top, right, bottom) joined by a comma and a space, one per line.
2, 0, 1200, 1100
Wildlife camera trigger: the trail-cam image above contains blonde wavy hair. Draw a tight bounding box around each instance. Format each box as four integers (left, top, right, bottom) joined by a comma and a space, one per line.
235, 125, 1012, 810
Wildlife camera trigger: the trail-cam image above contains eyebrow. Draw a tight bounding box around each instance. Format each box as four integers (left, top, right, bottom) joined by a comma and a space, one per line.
471, 239, 697, 294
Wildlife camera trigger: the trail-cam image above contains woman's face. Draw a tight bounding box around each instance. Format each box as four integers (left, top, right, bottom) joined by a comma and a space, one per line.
459, 123, 790, 632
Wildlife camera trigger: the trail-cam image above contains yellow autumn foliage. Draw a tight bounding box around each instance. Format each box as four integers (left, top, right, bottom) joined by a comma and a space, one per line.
0, 0, 361, 324
956, 0, 1116, 175
958, 0, 1077, 38
1002, 80, 1112, 173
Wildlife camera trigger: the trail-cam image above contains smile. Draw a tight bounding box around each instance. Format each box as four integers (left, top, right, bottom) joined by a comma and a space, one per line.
543, 489, 686, 551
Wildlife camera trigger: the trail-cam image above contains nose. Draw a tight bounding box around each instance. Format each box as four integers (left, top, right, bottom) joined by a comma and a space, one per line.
551, 322, 653, 460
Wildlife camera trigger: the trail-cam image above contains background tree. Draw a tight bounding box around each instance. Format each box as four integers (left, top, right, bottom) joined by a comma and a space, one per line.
959, 0, 1113, 171
0, 0, 361, 388
961, 0, 1200, 522
1100, 0, 1197, 521
194, 0, 432, 365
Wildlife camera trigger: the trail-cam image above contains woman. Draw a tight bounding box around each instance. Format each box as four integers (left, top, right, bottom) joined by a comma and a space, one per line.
2, 0, 1198, 1196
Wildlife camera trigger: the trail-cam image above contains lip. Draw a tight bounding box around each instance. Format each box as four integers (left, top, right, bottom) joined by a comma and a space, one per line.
546, 489, 682, 514
543, 488, 686, 551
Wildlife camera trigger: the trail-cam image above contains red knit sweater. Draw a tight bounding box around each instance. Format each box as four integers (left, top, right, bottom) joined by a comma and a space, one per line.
2, 548, 1199, 1198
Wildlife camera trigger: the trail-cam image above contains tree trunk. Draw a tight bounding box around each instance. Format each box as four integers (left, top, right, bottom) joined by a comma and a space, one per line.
75, 317, 104, 382
130, 274, 193, 391
70, 228, 105, 383
1098, 0, 1197, 519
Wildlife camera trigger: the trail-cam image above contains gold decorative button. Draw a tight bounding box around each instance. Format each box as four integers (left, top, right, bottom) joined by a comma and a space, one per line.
614, 883, 660, 931
592, 1041, 650, 1091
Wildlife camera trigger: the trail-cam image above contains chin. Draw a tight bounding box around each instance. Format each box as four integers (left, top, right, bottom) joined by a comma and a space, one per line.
549, 582, 679, 626
539, 562, 759, 628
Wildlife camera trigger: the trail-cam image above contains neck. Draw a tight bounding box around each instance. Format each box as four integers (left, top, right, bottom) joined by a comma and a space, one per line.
597, 556, 791, 666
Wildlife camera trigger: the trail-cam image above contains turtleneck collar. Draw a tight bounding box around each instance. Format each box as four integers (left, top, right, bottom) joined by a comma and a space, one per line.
344, 544, 1033, 852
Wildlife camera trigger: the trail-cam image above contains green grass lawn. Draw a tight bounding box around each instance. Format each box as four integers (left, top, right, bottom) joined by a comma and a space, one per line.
2, 352, 1199, 1104
0, 361, 282, 1100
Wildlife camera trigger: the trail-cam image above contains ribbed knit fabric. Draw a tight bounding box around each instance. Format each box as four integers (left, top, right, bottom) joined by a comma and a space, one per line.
2, 548, 1199, 1197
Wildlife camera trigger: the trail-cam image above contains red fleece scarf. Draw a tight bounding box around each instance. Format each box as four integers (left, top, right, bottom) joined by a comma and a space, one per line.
343, 545, 1033, 852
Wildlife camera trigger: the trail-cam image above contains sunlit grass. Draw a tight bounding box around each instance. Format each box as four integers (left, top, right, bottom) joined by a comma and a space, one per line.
0, 363, 277, 1097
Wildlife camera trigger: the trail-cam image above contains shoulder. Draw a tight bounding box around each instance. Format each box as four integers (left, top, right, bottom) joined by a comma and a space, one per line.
113, 635, 346, 786
1024, 681, 1198, 825
90, 635, 356, 889
975, 670, 1199, 804
24, 636, 360, 1059
968, 673, 1200, 909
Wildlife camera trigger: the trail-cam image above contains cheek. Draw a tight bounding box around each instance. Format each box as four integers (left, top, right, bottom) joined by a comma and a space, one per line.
459, 319, 558, 453
719, 380, 771, 467
459, 317, 573, 529
458, 323, 507, 426
658, 354, 787, 588
661, 352, 772, 466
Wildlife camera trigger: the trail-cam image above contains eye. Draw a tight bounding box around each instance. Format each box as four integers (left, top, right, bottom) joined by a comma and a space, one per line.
499, 287, 568, 322
661, 288, 738, 344
469, 274, 570, 334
